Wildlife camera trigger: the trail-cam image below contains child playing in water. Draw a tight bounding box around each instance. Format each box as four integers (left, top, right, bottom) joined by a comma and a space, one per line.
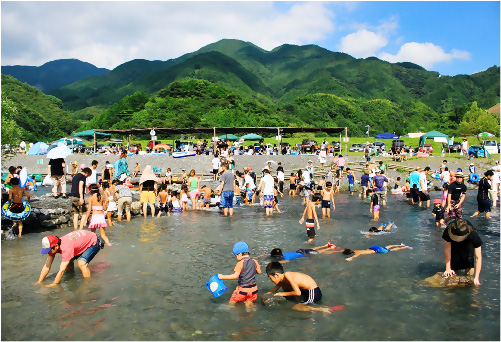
102, 182, 117, 227
201, 185, 212, 210
169, 191, 182, 212
367, 189, 380, 221
219, 241, 262, 307
432, 199, 446, 228
181, 169, 188, 184
157, 184, 171, 217
86, 184, 111, 246
265, 261, 332, 312
244, 183, 255, 205
299, 193, 321, 243
289, 173, 297, 197
441, 183, 449, 207
346, 168, 355, 195
320, 181, 335, 219
316, 176, 326, 191
273, 184, 283, 214
343, 243, 411, 261
334, 171, 341, 194
7, 178, 30, 237
180, 185, 189, 211
368, 222, 393, 233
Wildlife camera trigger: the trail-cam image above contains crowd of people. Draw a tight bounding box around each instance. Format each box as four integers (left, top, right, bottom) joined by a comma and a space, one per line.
1, 147, 498, 310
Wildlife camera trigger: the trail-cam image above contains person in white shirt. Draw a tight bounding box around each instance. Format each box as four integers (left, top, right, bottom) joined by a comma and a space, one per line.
462, 138, 469, 159
277, 170, 285, 193
489, 168, 500, 208
440, 167, 451, 186
419, 167, 431, 207
258, 169, 275, 216
86, 160, 99, 189
211, 155, 220, 180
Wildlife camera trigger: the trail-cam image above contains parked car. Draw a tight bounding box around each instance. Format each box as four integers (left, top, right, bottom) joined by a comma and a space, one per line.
391, 140, 405, 153
373, 141, 386, 151
482, 140, 499, 154
128, 143, 142, 153
331, 141, 342, 152
447, 142, 462, 153
349, 143, 365, 152
468, 146, 489, 158
100, 142, 122, 152
301, 139, 317, 153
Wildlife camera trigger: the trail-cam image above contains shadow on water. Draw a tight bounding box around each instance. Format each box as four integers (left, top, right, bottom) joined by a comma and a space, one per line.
1, 192, 499, 340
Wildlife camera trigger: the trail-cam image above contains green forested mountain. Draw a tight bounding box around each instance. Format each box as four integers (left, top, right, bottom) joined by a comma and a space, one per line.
1, 59, 109, 92
1, 74, 79, 142
48, 39, 499, 115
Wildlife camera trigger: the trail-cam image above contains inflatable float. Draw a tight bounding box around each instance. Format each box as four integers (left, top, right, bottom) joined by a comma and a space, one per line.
172, 151, 196, 158
431, 173, 441, 180
469, 174, 480, 183
2, 200, 31, 221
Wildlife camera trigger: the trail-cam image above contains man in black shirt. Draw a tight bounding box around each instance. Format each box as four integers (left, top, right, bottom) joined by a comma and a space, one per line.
71, 167, 92, 230
48, 158, 66, 198
471, 171, 494, 218
446, 172, 467, 223
442, 219, 482, 285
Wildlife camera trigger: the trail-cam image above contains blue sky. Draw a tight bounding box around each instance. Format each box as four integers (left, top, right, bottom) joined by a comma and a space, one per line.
2, 1, 499, 76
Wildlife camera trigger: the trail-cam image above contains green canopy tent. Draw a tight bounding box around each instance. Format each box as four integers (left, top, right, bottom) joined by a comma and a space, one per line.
240, 133, 263, 140
418, 130, 449, 147
74, 130, 111, 153
217, 133, 240, 141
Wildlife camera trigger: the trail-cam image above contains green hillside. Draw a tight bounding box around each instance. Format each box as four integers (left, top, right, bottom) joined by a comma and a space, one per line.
1, 74, 79, 142
48, 39, 500, 115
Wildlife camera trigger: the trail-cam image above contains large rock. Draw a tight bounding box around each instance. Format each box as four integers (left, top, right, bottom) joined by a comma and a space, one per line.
422, 272, 474, 287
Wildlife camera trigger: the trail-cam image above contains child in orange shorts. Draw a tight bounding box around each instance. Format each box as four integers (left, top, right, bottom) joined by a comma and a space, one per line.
219, 241, 262, 306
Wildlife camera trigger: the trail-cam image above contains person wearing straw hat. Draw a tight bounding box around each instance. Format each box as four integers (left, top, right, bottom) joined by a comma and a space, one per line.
139, 165, 158, 218
442, 219, 482, 285
445, 172, 467, 222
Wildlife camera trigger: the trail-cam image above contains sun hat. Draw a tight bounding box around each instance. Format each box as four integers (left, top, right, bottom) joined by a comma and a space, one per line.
455, 172, 464, 178
119, 173, 127, 182
139, 165, 158, 184
470, 163, 475, 166
40, 235, 59, 254
233, 241, 249, 255
433, 199, 441, 204
447, 219, 473, 242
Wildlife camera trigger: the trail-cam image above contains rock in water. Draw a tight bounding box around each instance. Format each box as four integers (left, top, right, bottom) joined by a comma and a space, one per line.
423, 272, 474, 287
261, 293, 287, 306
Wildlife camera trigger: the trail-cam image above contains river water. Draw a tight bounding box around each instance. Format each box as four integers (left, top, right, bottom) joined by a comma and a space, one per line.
2, 191, 499, 340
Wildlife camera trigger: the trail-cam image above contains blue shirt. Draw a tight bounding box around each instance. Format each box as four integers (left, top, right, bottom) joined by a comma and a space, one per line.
361, 174, 370, 187
347, 173, 354, 185
372, 175, 388, 191
409, 171, 420, 189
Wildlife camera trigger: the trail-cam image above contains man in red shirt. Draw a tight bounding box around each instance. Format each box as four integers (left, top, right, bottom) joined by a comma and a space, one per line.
36, 231, 103, 287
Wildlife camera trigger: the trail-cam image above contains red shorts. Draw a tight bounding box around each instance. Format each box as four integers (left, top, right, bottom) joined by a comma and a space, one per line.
229, 284, 258, 303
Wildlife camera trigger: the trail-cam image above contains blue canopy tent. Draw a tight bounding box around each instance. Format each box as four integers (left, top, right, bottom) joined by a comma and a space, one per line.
27, 142, 49, 155
74, 130, 111, 153
375, 132, 399, 139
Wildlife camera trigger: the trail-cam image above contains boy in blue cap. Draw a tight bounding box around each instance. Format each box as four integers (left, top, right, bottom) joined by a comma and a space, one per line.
219, 241, 262, 306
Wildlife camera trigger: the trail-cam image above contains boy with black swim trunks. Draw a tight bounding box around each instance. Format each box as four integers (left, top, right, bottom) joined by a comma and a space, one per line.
320, 182, 335, 218
265, 261, 331, 312
7, 178, 30, 237
299, 193, 321, 242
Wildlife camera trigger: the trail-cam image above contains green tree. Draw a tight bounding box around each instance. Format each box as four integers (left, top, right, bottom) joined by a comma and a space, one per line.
1, 96, 25, 145
459, 102, 500, 136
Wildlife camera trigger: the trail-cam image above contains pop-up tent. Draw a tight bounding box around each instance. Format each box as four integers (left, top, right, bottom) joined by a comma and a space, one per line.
27, 142, 49, 155
74, 130, 111, 153
419, 130, 449, 146
240, 133, 263, 140
375, 132, 399, 139
218, 134, 240, 141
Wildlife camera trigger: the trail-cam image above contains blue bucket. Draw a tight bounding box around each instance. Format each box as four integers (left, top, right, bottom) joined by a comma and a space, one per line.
206, 274, 227, 298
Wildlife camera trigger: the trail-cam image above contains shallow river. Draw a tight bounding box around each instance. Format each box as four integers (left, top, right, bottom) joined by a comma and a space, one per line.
2, 191, 499, 340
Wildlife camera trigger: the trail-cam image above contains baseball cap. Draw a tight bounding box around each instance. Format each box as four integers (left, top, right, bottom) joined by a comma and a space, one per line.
433, 199, 441, 204
41, 235, 59, 254
233, 241, 249, 255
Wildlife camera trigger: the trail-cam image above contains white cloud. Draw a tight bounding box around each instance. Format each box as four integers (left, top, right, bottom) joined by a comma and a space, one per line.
378, 42, 471, 69
337, 16, 398, 58
1, 1, 335, 69
338, 29, 388, 58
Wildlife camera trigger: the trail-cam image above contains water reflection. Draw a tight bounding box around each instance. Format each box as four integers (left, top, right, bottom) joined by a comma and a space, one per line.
1, 194, 499, 341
